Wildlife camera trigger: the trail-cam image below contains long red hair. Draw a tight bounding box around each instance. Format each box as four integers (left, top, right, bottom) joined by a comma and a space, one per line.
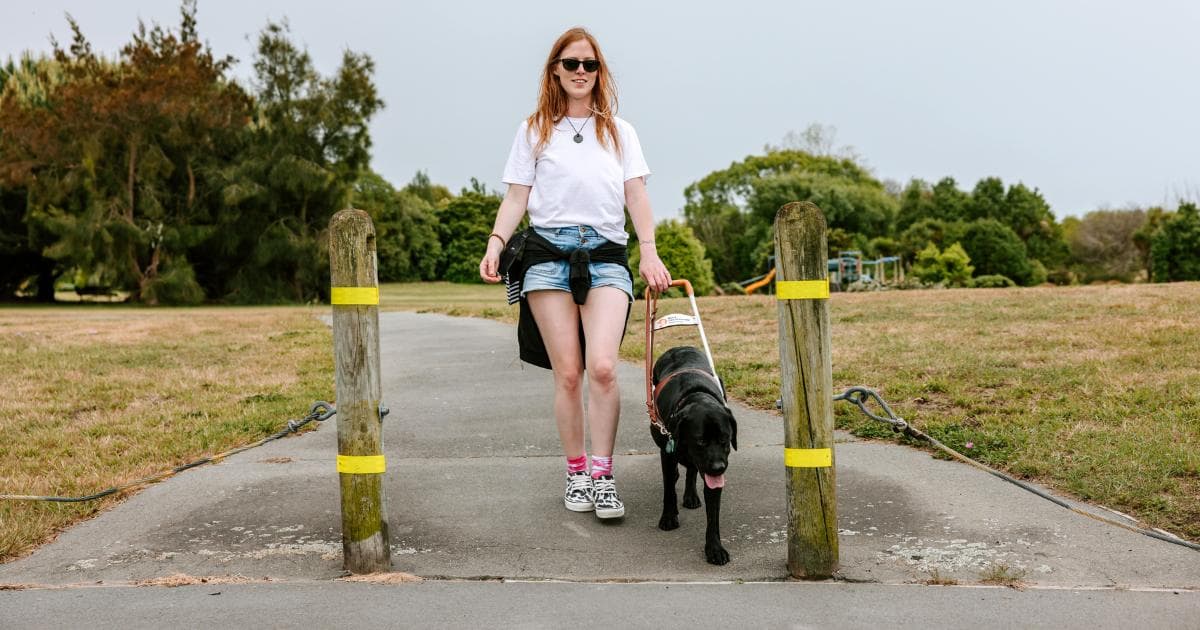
528, 27, 621, 158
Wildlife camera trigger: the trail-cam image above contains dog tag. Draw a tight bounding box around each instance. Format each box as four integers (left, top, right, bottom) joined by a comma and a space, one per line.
665, 438, 675, 454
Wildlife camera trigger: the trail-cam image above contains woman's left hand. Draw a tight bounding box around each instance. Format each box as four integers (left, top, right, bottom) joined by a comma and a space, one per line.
639, 247, 672, 294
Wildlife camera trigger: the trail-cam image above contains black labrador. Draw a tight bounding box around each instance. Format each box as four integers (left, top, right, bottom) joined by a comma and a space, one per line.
651, 346, 737, 565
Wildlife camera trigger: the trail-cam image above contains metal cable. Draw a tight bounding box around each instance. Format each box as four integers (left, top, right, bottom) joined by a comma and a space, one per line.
0, 401, 339, 503
826, 387, 1200, 553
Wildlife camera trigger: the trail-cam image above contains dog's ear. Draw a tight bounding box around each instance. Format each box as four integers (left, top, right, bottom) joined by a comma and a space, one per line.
728, 412, 738, 451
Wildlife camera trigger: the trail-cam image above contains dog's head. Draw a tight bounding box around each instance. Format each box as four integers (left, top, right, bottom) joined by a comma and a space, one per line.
673, 393, 737, 490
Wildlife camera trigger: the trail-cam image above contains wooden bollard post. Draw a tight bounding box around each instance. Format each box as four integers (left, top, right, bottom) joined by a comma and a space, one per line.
774, 201, 838, 578
329, 208, 391, 574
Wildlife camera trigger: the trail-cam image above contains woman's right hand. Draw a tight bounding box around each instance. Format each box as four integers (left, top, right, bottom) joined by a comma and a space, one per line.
479, 237, 504, 283
481, 184, 530, 284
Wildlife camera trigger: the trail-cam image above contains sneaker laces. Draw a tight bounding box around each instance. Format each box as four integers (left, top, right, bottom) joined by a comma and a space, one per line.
593, 477, 620, 505
566, 473, 592, 497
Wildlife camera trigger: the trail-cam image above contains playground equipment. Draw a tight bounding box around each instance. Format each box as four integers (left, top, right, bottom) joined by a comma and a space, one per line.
865, 255, 904, 285
828, 250, 905, 287
828, 250, 865, 285
741, 251, 904, 294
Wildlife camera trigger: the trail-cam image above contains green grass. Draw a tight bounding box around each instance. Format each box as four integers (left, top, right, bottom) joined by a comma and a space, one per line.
383, 281, 1200, 540
0, 305, 332, 561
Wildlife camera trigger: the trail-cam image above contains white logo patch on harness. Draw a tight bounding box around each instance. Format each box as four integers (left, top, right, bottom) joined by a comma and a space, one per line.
653, 313, 699, 331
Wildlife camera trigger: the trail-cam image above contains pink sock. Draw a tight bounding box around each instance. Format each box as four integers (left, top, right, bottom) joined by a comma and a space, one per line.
590, 455, 613, 478
567, 454, 588, 475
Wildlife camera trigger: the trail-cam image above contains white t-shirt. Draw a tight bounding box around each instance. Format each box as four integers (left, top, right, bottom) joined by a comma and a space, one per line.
501, 115, 651, 245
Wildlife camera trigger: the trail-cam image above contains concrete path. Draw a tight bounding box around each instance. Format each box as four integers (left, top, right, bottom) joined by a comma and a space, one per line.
3, 582, 1197, 630
2, 311, 1197, 626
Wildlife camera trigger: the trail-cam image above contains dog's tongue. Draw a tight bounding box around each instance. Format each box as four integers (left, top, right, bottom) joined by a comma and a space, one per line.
703, 473, 726, 489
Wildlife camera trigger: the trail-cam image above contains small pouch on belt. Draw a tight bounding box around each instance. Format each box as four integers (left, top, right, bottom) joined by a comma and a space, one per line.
500, 229, 530, 305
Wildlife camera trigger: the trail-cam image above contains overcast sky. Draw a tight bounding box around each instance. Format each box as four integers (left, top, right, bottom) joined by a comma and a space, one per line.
4, 1, 1198, 222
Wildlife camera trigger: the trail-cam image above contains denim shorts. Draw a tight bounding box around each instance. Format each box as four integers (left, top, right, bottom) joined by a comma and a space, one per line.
521, 225, 634, 302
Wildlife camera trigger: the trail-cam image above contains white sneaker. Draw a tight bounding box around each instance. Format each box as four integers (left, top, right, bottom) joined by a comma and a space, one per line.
592, 475, 625, 519
564, 471, 594, 512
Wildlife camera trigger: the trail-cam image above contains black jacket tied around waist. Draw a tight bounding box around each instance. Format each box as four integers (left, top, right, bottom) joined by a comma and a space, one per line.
506, 228, 633, 370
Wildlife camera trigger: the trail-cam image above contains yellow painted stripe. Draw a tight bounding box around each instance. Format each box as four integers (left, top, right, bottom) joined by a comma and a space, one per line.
337, 454, 386, 474
331, 287, 379, 305
776, 280, 830, 300
784, 447, 832, 468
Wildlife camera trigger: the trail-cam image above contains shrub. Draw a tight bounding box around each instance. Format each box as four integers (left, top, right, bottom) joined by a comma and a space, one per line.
631, 219, 715, 298
898, 219, 966, 266
1028, 259, 1048, 285
911, 242, 974, 288
141, 259, 205, 305
940, 243, 974, 287
1150, 203, 1200, 282
959, 219, 1033, 285
1046, 268, 1077, 285
971, 274, 1016, 288
866, 236, 901, 259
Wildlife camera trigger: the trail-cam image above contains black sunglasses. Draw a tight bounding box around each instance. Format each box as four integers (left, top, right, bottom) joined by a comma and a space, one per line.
557, 58, 600, 73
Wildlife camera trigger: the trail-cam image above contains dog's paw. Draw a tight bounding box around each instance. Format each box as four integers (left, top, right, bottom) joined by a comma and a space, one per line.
682, 494, 702, 509
658, 514, 680, 531
705, 543, 730, 565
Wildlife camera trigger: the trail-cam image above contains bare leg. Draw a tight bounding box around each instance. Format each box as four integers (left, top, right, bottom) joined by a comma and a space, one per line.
527, 290, 585, 458
579, 287, 629, 458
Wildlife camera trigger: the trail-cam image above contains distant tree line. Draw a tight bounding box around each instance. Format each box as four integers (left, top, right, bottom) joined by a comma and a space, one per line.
2, 9, 1196, 303
678, 125, 1200, 291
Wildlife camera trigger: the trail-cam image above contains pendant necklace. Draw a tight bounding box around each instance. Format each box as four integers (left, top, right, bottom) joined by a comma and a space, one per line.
565, 114, 591, 144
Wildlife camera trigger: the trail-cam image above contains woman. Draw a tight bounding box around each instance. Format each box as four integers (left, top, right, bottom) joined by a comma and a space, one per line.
479, 27, 671, 519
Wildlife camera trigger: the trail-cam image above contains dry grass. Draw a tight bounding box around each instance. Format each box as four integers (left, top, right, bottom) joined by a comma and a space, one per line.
979, 563, 1028, 589
339, 571, 424, 584
133, 573, 262, 587
920, 568, 959, 586
386, 281, 1200, 540
0, 305, 332, 562
3, 281, 1196, 564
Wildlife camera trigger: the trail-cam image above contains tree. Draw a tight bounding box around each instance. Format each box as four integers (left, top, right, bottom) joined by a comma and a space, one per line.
1069, 209, 1147, 282
1132, 206, 1170, 280
351, 171, 443, 282
959, 219, 1033, 285
866, 236, 901, 259
896, 177, 974, 230
0, 4, 384, 303
1005, 183, 1068, 268
0, 5, 252, 303
629, 220, 714, 297
0, 53, 59, 299
1150, 203, 1200, 282
437, 185, 501, 283
896, 179, 934, 231
206, 18, 383, 303
931, 177, 971, 223
682, 149, 896, 283
765, 123, 859, 161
